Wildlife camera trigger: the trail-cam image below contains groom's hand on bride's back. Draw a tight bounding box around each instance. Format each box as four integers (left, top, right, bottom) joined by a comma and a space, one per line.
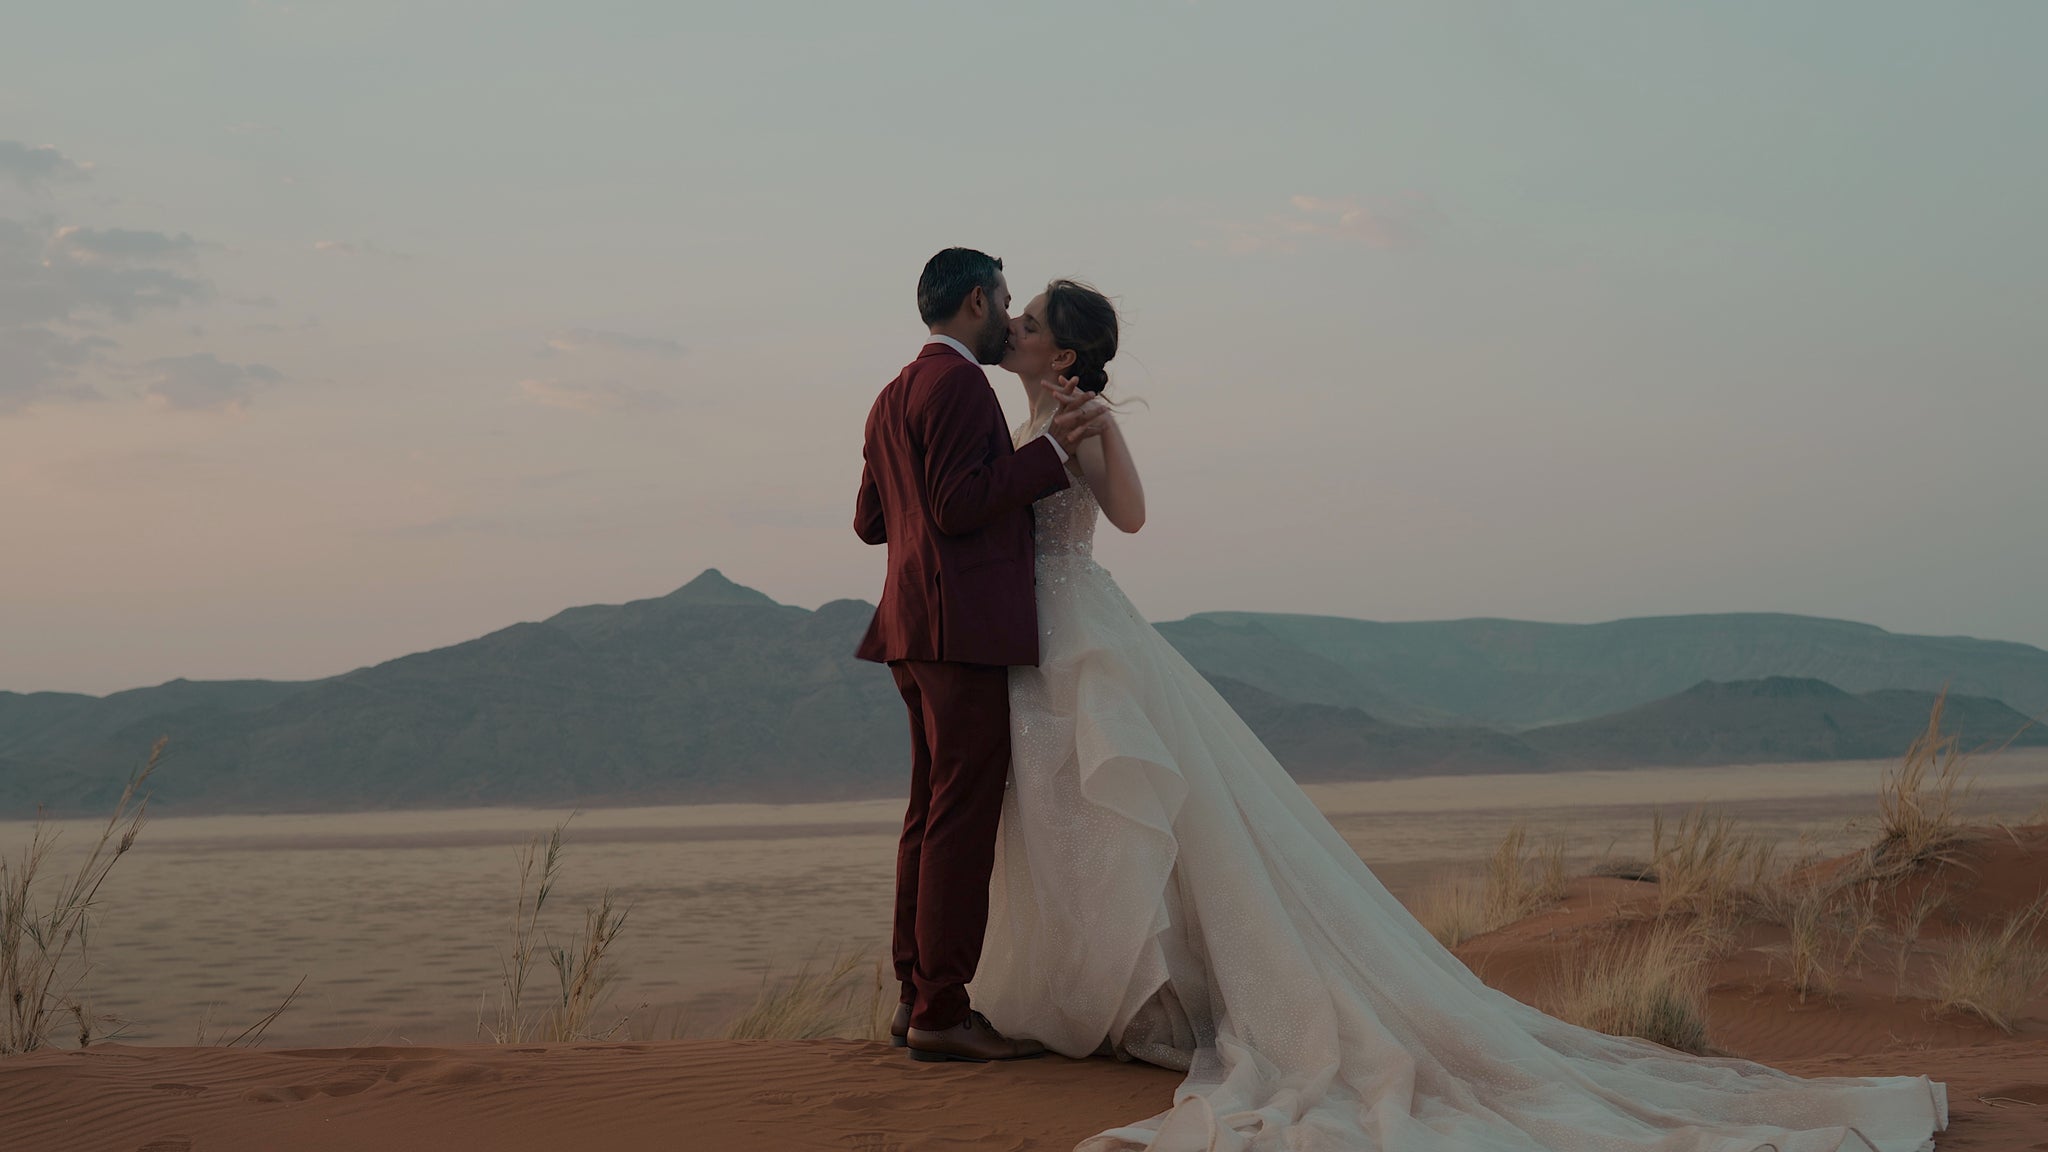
1048, 376, 1113, 452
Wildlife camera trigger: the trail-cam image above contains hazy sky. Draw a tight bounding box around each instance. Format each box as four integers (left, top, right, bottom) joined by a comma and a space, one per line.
4, 2, 2045, 696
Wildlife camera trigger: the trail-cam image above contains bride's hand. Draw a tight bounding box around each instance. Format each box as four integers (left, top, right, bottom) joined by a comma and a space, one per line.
1048, 376, 1113, 451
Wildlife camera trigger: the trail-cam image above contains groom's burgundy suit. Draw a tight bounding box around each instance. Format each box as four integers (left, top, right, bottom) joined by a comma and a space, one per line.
855, 341, 1070, 1031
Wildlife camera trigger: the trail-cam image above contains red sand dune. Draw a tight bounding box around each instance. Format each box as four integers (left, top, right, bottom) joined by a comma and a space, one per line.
4, 828, 2044, 1151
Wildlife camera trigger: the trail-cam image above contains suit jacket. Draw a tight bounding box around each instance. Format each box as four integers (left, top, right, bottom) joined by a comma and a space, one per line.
854, 344, 1071, 666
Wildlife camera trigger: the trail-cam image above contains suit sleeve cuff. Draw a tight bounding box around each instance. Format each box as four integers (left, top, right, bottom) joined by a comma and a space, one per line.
1040, 431, 1069, 464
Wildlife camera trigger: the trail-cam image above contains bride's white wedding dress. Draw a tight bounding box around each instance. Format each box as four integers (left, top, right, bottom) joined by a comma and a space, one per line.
967, 429, 1946, 1152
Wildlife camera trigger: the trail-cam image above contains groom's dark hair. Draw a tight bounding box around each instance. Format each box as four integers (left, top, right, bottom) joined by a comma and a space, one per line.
918, 248, 1003, 326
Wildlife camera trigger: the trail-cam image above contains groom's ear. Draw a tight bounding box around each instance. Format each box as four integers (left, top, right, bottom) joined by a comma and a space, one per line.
962, 284, 986, 320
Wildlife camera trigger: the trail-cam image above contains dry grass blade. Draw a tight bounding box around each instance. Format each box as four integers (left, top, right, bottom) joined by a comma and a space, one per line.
1775, 872, 1836, 1001
1932, 894, 2048, 1033
66, 999, 132, 1049
723, 949, 889, 1041
862, 957, 895, 1042
1889, 880, 1951, 1001
624, 1002, 694, 1041
1485, 825, 1532, 924
482, 815, 635, 1044
549, 888, 630, 1041
1544, 921, 1714, 1055
1, 738, 164, 1056
1539, 837, 1567, 905
496, 821, 563, 1042
222, 976, 307, 1048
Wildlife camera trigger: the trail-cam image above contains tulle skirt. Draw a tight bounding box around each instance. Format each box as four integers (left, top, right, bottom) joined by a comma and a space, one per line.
968, 555, 1945, 1152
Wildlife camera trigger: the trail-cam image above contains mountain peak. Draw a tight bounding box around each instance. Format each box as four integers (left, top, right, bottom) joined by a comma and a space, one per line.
666, 569, 778, 606
1685, 676, 1849, 699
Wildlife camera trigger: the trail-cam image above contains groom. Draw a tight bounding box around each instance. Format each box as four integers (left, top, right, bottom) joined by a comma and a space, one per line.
855, 248, 1108, 1062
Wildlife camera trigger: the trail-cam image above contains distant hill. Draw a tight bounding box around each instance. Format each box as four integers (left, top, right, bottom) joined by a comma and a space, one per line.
0, 571, 905, 815
1157, 612, 2048, 730
1521, 677, 2047, 767
3, 572, 2045, 816
1205, 677, 1554, 779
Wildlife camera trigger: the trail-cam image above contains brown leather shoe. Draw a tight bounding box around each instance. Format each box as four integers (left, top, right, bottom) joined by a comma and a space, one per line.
905, 1009, 1047, 1063
890, 1002, 911, 1048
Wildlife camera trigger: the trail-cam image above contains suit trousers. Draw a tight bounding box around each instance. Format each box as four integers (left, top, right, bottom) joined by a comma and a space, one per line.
888, 659, 1012, 1031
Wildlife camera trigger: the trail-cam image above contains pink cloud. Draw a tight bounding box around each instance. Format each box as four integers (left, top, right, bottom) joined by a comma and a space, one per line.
518, 377, 671, 414
1206, 194, 1419, 254
1279, 195, 1395, 246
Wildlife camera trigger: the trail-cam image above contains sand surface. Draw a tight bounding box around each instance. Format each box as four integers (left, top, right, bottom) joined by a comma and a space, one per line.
4, 1039, 2041, 1152
3, 758, 2046, 1150
2, 752, 2044, 1048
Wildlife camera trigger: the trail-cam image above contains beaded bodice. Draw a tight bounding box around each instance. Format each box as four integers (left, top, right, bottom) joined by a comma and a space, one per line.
1016, 416, 1100, 563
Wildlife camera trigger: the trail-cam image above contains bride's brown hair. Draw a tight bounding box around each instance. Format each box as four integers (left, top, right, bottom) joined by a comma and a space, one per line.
1042, 279, 1118, 394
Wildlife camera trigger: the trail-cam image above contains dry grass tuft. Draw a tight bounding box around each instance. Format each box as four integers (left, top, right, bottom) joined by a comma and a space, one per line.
1861, 691, 1981, 883
1648, 809, 1772, 921
1544, 920, 1714, 1055
722, 948, 892, 1041
1, 739, 163, 1056
481, 816, 633, 1043
1485, 824, 1568, 925
1752, 864, 1883, 1003
1418, 877, 1492, 949
1419, 825, 1569, 947
1424, 693, 2045, 1038
1932, 895, 2048, 1033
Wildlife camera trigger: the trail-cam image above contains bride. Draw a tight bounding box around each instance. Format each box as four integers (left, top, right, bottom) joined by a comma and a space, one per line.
966, 279, 1947, 1152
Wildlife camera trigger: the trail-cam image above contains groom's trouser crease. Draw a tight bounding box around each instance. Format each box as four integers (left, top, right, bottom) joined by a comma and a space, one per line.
889, 659, 1012, 1032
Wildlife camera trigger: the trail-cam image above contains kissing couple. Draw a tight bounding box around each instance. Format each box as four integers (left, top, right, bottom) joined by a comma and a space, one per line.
852, 247, 1944, 1151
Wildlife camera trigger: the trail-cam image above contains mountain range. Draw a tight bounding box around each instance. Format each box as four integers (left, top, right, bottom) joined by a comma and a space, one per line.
2, 570, 2042, 816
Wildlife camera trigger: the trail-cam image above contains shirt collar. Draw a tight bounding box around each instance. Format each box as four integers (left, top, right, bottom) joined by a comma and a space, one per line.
924, 333, 978, 364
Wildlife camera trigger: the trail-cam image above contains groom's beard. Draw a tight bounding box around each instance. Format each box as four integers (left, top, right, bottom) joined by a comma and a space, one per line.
974, 313, 1010, 365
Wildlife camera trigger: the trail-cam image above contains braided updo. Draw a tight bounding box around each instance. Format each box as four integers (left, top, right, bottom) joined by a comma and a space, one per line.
1042, 279, 1118, 393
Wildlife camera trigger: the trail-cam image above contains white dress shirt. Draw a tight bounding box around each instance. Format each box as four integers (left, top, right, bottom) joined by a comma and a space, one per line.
924, 336, 1070, 463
